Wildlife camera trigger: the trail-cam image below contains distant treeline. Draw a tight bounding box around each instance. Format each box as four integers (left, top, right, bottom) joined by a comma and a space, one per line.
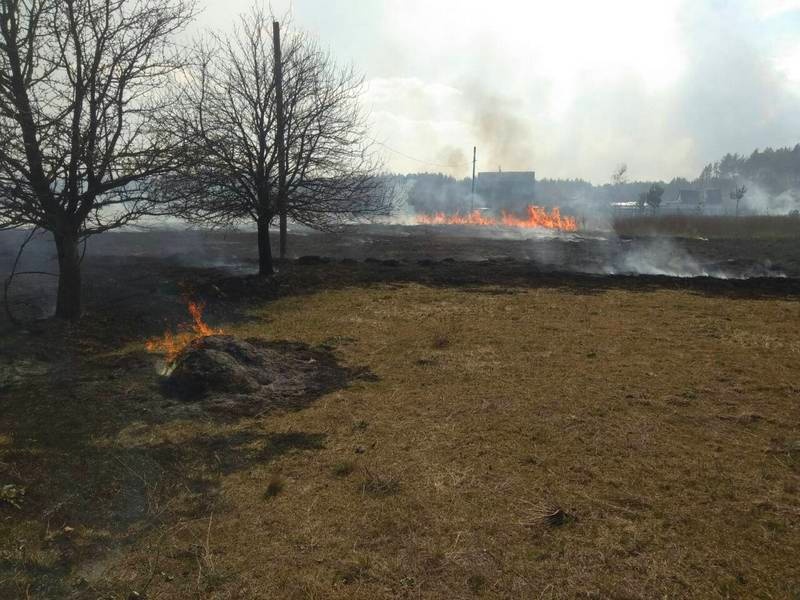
697, 145, 800, 196
394, 145, 800, 215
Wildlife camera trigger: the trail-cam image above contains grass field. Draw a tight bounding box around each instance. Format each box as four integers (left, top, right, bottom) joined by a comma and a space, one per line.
1, 264, 799, 598
613, 214, 800, 240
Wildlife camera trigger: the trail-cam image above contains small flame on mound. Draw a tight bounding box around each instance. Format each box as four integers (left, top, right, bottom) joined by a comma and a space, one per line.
145, 300, 223, 366
416, 205, 578, 231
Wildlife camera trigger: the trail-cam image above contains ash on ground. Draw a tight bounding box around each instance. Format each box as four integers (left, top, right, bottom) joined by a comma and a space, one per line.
164, 335, 364, 416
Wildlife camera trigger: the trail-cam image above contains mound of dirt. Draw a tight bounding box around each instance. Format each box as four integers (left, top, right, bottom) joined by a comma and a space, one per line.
166, 335, 361, 416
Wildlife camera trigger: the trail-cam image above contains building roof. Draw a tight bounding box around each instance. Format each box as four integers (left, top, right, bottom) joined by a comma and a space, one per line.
676, 189, 701, 204
477, 171, 535, 180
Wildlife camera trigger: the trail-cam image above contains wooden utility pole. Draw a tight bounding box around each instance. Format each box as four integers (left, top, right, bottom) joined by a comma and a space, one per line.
471, 146, 477, 212
273, 21, 288, 260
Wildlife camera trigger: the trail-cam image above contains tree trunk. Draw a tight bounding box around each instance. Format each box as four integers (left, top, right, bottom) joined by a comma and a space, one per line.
279, 208, 287, 260
257, 217, 274, 276
54, 231, 82, 320
273, 21, 288, 260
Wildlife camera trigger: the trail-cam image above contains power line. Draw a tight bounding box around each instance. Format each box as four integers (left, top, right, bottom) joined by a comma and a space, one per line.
368, 137, 472, 170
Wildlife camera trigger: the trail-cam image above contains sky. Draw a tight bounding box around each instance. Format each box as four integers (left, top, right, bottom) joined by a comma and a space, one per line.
194, 0, 800, 183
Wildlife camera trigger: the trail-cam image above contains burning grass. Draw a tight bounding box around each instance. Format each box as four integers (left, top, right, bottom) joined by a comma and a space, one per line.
145, 299, 223, 366
1, 265, 799, 598
416, 205, 578, 231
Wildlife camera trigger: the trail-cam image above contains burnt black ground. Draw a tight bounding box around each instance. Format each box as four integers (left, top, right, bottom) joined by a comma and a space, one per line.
1, 225, 799, 330
3, 224, 798, 275
166, 335, 370, 417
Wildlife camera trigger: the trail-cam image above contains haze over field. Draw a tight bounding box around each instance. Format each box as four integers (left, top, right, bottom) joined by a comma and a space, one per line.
197, 0, 800, 182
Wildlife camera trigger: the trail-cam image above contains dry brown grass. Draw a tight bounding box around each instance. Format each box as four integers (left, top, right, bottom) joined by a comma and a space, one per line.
2, 278, 800, 598
614, 214, 800, 239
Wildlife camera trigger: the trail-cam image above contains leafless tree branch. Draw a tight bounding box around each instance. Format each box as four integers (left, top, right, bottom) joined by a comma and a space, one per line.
157, 6, 391, 274
0, 0, 195, 318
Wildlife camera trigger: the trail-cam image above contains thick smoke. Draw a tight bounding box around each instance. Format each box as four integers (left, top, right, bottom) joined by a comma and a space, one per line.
738, 180, 800, 214
597, 237, 786, 279
362, 0, 800, 184
468, 88, 539, 173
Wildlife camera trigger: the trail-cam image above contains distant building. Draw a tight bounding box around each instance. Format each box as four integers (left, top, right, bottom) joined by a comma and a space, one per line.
705, 189, 722, 205
611, 201, 640, 215
704, 189, 724, 215
476, 171, 536, 211
676, 189, 702, 208
662, 189, 703, 214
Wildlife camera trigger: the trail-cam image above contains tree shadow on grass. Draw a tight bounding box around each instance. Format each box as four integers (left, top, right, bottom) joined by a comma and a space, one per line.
0, 330, 344, 599
0, 400, 328, 597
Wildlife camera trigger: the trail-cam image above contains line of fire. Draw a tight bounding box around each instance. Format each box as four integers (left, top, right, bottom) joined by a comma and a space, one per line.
414, 169, 578, 231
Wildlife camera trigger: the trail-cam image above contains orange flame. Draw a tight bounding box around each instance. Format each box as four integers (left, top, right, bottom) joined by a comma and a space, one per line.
416, 205, 578, 231
145, 300, 223, 364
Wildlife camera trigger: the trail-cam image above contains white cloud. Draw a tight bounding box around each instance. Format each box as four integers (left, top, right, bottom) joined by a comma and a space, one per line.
774, 43, 800, 87
193, 0, 800, 182
753, 0, 800, 18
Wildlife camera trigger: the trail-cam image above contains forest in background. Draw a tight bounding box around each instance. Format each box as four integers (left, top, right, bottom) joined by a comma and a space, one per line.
394, 145, 800, 217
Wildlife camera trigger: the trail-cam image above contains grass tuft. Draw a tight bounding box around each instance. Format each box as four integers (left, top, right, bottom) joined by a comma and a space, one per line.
521, 502, 573, 528
432, 335, 450, 349
467, 573, 487, 594
264, 474, 285, 499
331, 461, 355, 477
360, 468, 400, 497
333, 556, 371, 585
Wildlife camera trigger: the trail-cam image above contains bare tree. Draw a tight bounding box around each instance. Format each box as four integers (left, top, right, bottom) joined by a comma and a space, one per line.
162, 7, 390, 275
0, 0, 194, 319
611, 163, 628, 186
730, 185, 747, 217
